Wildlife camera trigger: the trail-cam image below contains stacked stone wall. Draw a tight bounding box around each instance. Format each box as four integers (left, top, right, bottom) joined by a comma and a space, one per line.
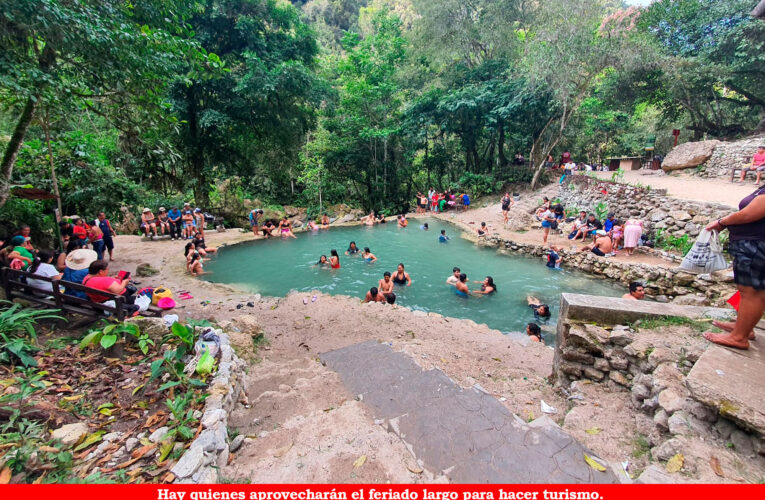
557, 175, 732, 241
698, 135, 765, 179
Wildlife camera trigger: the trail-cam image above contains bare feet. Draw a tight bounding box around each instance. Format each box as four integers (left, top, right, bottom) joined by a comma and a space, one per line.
703, 332, 749, 350
711, 320, 756, 339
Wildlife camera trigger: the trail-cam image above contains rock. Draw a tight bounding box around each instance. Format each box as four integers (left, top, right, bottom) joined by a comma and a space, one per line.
654, 409, 669, 431
672, 294, 708, 306
559, 361, 583, 378
730, 430, 755, 457
610, 371, 630, 387
753, 436, 765, 456
229, 434, 245, 453
561, 349, 595, 364
102, 432, 121, 442
631, 382, 650, 401
658, 389, 685, 414
610, 355, 629, 371
172, 445, 206, 479
583, 367, 605, 381
126, 316, 167, 340
673, 272, 696, 286
149, 426, 170, 443
125, 438, 139, 452
682, 399, 718, 423
662, 139, 720, 171
201, 409, 226, 429
648, 348, 674, 369
653, 437, 682, 461
654, 295, 669, 303
593, 358, 610, 372
642, 395, 660, 412
636, 465, 674, 484
51, 423, 88, 447
668, 210, 692, 222
135, 263, 159, 277
668, 410, 692, 435
650, 210, 668, 223
230, 316, 264, 338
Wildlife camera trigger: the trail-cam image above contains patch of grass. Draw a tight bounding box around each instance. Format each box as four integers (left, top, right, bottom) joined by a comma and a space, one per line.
631, 433, 651, 459
634, 316, 716, 333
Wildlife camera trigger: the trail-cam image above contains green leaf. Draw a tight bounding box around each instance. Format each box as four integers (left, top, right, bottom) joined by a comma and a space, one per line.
73, 431, 105, 451
99, 333, 118, 350
78, 331, 101, 350
196, 350, 215, 376
158, 380, 182, 392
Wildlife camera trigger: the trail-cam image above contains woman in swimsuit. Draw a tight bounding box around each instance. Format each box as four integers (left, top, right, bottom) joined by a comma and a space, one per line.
362, 247, 377, 262
392, 263, 411, 286
501, 193, 513, 225
346, 241, 360, 255
472, 276, 497, 296
455, 273, 469, 298
329, 249, 341, 269
364, 212, 376, 226
526, 323, 543, 343
188, 252, 206, 276
278, 217, 297, 238
398, 215, 408, 228
377, 213, 387, 224
320, 214, 331, 229
315, 255, 330, 268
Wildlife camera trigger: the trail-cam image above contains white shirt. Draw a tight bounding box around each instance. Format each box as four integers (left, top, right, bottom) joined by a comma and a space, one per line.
28, 262, 59, 292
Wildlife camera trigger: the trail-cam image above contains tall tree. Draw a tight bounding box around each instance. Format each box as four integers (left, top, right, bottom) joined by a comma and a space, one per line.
0, 0, 202, 208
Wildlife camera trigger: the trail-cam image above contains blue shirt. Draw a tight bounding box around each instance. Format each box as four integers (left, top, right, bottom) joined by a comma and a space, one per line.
63, 267, 89, 299
546, 251, 560, 268
168, 209, 181, 221
604, 219, 615, 232
98, 219, 112, 239
439, 235, 449, 242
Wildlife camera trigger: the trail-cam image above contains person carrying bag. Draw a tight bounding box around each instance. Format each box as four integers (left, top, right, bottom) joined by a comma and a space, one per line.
679, 229, 728, 274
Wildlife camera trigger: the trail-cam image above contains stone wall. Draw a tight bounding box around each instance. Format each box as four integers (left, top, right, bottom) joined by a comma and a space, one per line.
553, 294, 764, 458
698, 135, 765, 179
172, 326, 247, 483
557, 175, 733, 240
481, 236, 736, 305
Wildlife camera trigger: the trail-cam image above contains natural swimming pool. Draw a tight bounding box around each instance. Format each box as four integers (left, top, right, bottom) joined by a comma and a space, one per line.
202, 219, 622, 340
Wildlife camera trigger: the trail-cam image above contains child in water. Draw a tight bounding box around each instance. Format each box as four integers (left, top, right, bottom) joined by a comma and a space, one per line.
439, 230, 449, 242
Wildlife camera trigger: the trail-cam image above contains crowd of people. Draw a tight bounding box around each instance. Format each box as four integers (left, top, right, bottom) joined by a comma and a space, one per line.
140, 202, 208, 240
415, 188, 470, 214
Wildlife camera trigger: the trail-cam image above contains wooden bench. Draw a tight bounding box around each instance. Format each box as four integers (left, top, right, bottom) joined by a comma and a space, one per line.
1, 267, 162, 324
730, 154, 761, 182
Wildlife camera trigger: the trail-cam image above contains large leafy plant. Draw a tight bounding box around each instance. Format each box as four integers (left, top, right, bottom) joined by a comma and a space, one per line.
0, 301, 62, 367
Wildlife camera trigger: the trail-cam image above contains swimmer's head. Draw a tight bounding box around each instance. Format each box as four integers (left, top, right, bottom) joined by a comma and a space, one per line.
459, 273, 467, 283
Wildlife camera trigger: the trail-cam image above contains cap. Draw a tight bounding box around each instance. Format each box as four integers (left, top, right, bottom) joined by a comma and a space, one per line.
10, 235, 25, 246
194, 208, 201, 213
158, 207, 166, 212
607, 212, 615, 218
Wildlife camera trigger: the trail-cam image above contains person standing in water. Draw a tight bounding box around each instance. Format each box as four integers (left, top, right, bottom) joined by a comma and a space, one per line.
392, 263, 411, 286
439, 229, 450, 242
471, 276, 497, 296
329, 249, 341, 269
346, 241, 360, 255
362, 247, 377, 262
446, 266, 460, 285
378, 271, 395, 299
455, 273, 469, 298
363, 287, 386, 303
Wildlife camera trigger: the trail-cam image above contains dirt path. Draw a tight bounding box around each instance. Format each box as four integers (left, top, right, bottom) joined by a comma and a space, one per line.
593, 170, 753, 207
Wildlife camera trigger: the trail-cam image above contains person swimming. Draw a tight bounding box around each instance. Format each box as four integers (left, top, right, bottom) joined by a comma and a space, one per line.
362, 247, 377, 262
392, 263, 411, 286
527, 296, 551, 319
329, 249, 341, 269
421, 223, 429, 230
471, 276, 497, 295
439, 229, 449, 242
526, 323, 543, 343
315, 255, 330, 268
346, 241, 359, 255
455, 273, 469, 298
385, 292, 396, 304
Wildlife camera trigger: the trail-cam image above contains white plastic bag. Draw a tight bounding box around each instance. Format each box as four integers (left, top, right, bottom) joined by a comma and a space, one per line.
680, 229, 728, 274
135, 294, 151, 312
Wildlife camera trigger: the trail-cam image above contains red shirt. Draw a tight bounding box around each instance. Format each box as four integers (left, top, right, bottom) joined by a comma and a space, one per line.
82, 275, 124, 302
754, 152, 765, 167
73, 225, 88, 240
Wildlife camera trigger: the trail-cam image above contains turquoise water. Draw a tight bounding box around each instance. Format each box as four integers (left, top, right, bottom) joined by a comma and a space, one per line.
202, 219, 621, 339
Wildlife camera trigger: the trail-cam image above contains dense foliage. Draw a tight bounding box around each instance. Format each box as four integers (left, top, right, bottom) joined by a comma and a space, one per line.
1, 0, 763, 236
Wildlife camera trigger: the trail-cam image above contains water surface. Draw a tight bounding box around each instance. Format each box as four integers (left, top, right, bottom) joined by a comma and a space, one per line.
203, 219, 621, 340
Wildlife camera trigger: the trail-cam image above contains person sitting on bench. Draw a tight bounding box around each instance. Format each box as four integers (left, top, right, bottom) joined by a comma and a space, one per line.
82, 260, 139, 316
739, 145, 765, 184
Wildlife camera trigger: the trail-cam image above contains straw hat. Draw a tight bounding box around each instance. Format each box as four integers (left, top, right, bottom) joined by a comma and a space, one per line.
65, 249, 98, 271
143, 208, 151, 213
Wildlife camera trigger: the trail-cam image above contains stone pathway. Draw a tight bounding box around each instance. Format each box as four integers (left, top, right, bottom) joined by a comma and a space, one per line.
686, 322, 765, 436
320, 340, 618, 483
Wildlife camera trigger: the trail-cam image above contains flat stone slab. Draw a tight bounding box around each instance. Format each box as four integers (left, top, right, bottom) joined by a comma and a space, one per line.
686, 341, 765, 435
321, 341, 617, 483
560, 293, 733, 326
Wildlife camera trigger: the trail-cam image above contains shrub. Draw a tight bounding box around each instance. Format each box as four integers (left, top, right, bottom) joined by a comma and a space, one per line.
457, 172, 503, 198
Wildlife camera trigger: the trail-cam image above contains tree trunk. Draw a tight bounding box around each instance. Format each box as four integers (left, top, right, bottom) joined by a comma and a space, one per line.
0, 94, 40, 209
498, 120, 507, 168
42, 110, 62, 216
186, 85, 209, 207
471, 147, 480, 174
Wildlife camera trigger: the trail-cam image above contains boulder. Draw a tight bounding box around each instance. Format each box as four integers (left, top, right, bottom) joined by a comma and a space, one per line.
668, 210, 692, 222
662, 140, 720, 171
51, 422, 89, 446
126, 316, 168, 341
230, 315, 264, 337
135, 263, 159, 277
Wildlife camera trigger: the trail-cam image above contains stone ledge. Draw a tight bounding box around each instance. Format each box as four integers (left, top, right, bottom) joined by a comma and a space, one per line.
172, 327, 247, 483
